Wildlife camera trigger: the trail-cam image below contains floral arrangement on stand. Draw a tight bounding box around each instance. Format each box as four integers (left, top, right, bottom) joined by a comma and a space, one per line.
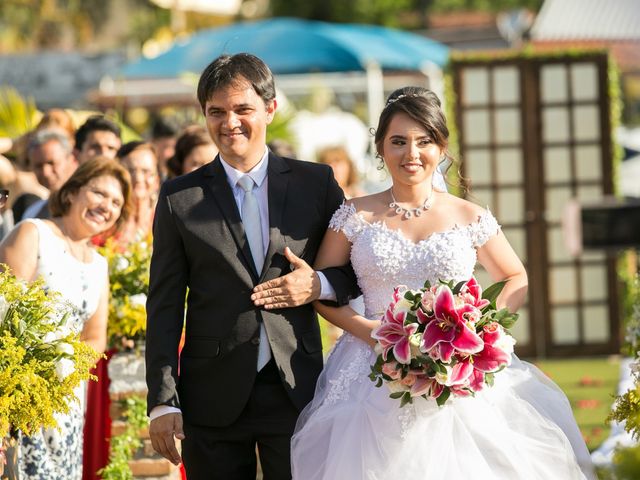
604, 274, 640, 478
0, 266, 102, 474
370, 277, 518, 407
98, 395, 148, 480
98, 234, 152, 349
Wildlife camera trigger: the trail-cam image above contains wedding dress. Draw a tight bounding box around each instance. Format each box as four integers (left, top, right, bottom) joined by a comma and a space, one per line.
18, 219, 107, 480
291, 204, 595, 480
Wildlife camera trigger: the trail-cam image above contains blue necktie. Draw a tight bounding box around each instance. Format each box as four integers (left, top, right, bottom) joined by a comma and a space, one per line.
237, 175, 271, 371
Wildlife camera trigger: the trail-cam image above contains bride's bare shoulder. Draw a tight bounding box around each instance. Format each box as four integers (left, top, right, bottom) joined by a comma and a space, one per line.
347, 191, 389, 221
437, 193, 488, 224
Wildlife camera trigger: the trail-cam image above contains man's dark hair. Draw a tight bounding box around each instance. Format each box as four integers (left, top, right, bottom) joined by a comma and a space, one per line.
151, 116, 180, 139
197, 53, 276, 111
75, 115, 121, 151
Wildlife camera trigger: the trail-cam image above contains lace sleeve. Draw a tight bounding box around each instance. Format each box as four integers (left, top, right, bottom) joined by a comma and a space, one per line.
469, 210, 501, 248
328, 202, 364, 242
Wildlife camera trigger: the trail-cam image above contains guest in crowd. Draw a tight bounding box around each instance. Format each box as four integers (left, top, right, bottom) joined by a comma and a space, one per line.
268, 138, 298, 158
21, 129, 79, 220
150, 116, 179, 181
166, 125, 218, 178
0, 157, 132, 480
116, 141, 160, 243
0, 154, 49, 233
74, 115, 122, 164
36, 108, 77, 149
83, 143, 159, 480
317, 145, 363, 199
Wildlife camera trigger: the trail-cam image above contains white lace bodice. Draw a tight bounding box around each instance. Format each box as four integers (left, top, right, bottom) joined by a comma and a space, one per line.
329, 203, 500, 319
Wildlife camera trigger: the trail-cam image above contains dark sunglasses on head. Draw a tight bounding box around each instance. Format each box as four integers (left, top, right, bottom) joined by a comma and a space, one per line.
0, 189, 8, 208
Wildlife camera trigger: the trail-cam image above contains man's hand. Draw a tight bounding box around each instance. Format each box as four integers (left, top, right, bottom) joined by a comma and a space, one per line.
149, 412, 185, 465
251, 247, 320, 309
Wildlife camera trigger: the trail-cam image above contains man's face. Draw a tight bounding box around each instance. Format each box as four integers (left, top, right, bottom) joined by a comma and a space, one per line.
76, 130, 121, 163
204, 77, 276, 172
30, 139, 78, 191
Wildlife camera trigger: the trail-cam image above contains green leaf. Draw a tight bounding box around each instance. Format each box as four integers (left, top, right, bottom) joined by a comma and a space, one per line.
406, 312, 417, 324
482, 281, 507, 305
498, 312, 519, 330
400, 391, 413, 408
423, 279, 432, 290
389, 391, 405, 399
376, 378, 383, 388
432, 361, 446, 374
485, 372, 495, 386
436, 388, 451, 406
404, 291, 415, 302
452, 280, 467, 295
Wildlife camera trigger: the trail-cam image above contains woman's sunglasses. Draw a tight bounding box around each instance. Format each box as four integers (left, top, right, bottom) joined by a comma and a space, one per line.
0, 189, 8, 208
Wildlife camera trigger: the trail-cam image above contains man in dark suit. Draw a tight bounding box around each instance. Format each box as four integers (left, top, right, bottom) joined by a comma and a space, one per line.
146, 53, 357, 479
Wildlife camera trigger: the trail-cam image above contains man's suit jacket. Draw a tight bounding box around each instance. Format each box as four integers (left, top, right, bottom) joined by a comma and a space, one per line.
146, 153, 354, 428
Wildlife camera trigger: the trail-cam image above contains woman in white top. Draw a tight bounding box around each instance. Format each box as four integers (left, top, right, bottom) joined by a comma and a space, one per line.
0, 157, 132, 480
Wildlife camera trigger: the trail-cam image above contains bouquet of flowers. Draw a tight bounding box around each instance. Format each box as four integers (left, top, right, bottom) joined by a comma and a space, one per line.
0, 266, 102, 439
370, 277, 518, 407
98, 234, 152, 348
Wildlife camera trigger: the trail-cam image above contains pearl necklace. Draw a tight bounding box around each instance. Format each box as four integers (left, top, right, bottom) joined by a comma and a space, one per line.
389, 188, 434, 219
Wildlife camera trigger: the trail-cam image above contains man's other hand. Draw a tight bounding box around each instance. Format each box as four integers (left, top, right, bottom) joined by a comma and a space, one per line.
149, 412, 185, 465
251, 247, 320, 309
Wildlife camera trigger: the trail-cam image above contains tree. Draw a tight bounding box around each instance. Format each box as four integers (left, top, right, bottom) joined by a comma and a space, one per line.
268, 0, 416, 27
0, 0, 170, 52
268, 0, 543, 28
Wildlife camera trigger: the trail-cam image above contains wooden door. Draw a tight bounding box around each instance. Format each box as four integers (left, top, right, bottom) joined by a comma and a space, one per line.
452, 53, 619, 357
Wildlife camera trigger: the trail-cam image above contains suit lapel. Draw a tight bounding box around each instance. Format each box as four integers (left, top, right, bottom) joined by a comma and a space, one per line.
260, 153, 289, 281
203, 158, 258, 280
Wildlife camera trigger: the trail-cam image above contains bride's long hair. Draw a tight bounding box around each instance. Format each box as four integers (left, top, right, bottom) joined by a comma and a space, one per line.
374, 86, 467, 193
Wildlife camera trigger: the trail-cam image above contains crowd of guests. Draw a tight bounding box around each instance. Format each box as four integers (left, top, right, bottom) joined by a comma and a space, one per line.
0, 107, 363, 479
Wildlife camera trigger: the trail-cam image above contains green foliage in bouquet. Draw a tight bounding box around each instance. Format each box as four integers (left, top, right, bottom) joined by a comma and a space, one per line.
369, 278, 518, 408
98, 236, 152, 347
0, 266, 102, 438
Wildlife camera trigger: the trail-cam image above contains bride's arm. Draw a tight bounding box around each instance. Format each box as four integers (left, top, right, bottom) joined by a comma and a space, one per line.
477, 231, 528, 313
313, 228, 378, 346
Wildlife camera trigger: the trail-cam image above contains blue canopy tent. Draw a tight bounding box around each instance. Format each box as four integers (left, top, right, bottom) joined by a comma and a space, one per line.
104, 18, 448, 126
122, 17, 448, 77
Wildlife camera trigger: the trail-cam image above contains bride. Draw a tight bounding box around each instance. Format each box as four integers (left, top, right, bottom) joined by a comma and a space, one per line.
290, 87, 595, 479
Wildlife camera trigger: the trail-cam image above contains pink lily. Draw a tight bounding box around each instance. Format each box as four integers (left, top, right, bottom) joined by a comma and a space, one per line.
460, 277, 490, 310
473, 323, 513, 372
411, 376, 445, 398
420, 286, 484, 361
415, 307, 432, 325
372, 307, 419, 364
467, 368, 486, 392
473, 343, 512, 373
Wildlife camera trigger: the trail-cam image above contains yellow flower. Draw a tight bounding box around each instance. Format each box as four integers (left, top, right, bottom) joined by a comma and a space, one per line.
0, 266, 102, 438
98, 234, 152, 347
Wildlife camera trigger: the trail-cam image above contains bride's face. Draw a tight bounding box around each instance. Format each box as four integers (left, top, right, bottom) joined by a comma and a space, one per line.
381, 112, 442, 187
